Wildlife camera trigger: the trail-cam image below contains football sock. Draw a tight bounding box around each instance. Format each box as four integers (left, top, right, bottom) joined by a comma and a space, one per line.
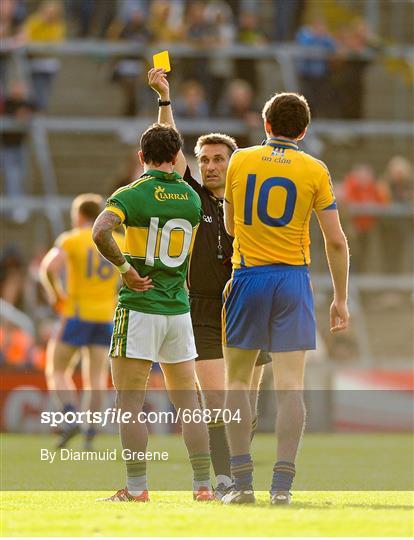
207, 417, 231, 480
190, 453, 212, 490
230, 454, 253, 491
271, 461, 296, 492
216, 474, 233, 488
85, 427, 96, 438
62, 403, 77, 432
251, 415, 258, 441
63, 403, 76, 413
126, 460, 147, 495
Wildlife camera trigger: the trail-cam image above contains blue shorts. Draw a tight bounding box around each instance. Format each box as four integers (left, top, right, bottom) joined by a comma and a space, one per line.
222, 264, 316, 353
60, 317, 113, 347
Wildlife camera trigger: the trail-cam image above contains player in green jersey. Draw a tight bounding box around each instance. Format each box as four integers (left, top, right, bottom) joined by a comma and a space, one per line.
93, 123, 214, 502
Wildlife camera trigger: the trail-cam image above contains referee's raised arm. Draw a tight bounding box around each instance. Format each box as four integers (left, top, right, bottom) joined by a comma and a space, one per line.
148, 67, 187, 177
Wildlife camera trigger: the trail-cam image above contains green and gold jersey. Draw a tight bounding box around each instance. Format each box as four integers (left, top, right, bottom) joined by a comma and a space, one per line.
106, 169, 202, 315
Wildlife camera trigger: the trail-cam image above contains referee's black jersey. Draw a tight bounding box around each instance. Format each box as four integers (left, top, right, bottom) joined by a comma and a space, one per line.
183, 166, 233, 298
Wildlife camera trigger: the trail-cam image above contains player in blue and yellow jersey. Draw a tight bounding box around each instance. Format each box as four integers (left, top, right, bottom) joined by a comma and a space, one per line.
221, 93, 350, 505
148, 67, 271, 499
40, 194, 122, 448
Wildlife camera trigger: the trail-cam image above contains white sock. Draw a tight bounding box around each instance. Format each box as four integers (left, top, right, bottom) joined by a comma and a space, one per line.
193, 479, 212, 491
216, 474, 233, 488
127, 474, 147, 496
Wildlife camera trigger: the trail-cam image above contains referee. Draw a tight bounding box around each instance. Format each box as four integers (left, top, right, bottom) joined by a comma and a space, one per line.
148, 68, 271, 498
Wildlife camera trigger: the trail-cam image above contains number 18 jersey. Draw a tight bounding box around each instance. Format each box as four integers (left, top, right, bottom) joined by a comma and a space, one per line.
225, 138, 337, 268
55, 227, 122, 322
106, 169, 202, 315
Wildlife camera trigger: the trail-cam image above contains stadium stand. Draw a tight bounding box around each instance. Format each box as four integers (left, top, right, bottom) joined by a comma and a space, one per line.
1, 0, 413, 387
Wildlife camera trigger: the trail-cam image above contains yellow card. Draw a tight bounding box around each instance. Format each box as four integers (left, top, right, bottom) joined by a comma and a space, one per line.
153, 50, 171, 72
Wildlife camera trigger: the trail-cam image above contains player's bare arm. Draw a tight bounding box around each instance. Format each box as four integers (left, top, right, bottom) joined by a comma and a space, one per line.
92, 210, 125, 265
39, 247, 68, 310
316, 209, 350, 333
223, 199, 235, 237
93, 210, 153, 292
148, 67, 187, 176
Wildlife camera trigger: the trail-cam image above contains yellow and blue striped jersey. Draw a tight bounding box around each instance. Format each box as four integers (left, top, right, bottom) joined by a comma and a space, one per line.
55, 227, 122, 322
225, 138, 336, 268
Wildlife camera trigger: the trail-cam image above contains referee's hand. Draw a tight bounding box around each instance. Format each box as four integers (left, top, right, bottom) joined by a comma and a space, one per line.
122, 267, 153, 292
148, 67, 169, 100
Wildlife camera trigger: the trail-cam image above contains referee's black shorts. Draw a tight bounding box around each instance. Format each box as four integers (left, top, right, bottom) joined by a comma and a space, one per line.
190, 296, 271, 366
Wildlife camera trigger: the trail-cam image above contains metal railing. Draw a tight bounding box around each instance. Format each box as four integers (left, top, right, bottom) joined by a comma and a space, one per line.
3, 116, 412, 137
2, 41, 412, 60
2, 40, 413, 103
0, 299, 35, 336
1, 115, 413, 236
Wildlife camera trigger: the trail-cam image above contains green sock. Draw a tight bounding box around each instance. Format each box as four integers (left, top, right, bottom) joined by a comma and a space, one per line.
189, 453, 212, 490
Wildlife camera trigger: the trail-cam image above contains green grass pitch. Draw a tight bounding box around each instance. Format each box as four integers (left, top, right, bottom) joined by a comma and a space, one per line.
1, 433, 413, 537
2, 490, 413, 537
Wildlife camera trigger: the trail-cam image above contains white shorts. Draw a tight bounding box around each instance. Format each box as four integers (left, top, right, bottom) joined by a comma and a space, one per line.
109, 307, 197, 364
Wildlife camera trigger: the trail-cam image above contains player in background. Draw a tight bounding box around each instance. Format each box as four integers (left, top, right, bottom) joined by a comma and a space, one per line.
148, 67, 272, 499
40, 194, 122, 449
93, 123, 214, 503
222, 93, 350, 505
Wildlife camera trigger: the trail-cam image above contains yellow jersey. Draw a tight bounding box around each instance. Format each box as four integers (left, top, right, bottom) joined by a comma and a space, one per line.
24, 15, 66, 42
55, 227, 122, 322
225, 138, 336, 268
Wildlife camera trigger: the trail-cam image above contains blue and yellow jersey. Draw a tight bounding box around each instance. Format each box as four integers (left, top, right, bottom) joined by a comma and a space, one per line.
55, 227, 122, 322
225, 138, 336, 268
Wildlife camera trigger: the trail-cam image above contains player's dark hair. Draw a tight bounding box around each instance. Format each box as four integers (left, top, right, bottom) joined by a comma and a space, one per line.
140, 123, 183, 165
194, 133, 238, 158
73, 193, 103, 221
262, 92, 311, 139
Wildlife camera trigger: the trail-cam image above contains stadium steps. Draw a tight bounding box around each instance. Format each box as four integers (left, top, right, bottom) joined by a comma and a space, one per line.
48, 56, 123, 117
44, 52, 411, 123
321, 135, 413, 180
314, 291, 413, 363
1, 213, 61, 256
364, 296, 413, 359
364, 63, 413, 121
30, 20, 412, 124
305, 0, 413, 43
304, 0, 413, 120
46, 133, 131, 196
45, 129, 414, 200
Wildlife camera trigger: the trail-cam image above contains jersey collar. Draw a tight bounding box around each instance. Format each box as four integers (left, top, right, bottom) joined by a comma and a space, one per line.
203, 185, 224, 202
264, 137, 299, 151
143, 169, 182, 181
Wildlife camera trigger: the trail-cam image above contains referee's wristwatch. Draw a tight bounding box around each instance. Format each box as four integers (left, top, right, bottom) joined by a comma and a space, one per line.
158, 99, 171, 107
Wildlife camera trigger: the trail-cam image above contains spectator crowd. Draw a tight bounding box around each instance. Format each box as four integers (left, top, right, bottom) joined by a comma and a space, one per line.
0, 0, 392, 216
0, 0, 412, 370
1, 0, 383, 117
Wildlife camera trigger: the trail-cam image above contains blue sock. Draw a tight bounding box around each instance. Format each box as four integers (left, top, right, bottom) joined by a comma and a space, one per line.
62, 403, 77, 432
63, 403, 76, 414
230, 454, 253, 490
271, 461, 296, 492
86, 427, 96, 438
